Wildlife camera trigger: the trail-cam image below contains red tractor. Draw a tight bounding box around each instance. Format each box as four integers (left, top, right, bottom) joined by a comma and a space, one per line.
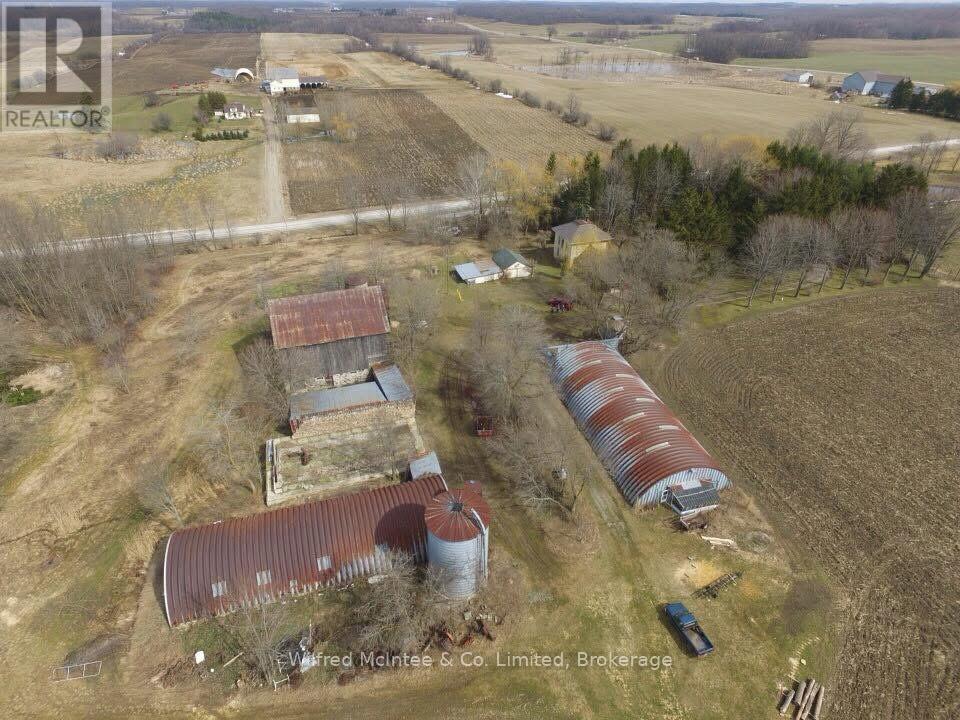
548, 296, 574, 313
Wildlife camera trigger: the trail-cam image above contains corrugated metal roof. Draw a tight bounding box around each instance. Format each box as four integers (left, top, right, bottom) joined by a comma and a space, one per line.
372, 363, 413, 402
289, 382, 385, 422
409, 451, 442, 480
669, 482, 721, 513
163, 475, 446, 626
266, 66, 299, 80
454, 259, 502, 282
549, 341, 726, 506
492, 248, 530, 270
424, 487, 492, 542
268, 285, 390, 350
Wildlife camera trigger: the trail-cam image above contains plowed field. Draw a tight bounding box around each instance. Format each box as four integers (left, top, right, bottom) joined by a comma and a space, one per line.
652, 286, 960, 720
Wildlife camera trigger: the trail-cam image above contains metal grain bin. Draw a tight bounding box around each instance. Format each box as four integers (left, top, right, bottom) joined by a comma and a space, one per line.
425, 487, 492, 599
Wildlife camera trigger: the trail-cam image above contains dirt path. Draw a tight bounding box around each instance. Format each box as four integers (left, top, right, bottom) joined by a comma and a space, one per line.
261, 96, 290, 223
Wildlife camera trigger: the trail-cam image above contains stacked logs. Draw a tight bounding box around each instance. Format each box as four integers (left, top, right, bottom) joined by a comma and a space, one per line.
778, 678, 825, 719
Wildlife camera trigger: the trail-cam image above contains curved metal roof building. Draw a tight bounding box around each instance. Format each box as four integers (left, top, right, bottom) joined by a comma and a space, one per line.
163, 475, 446, 626
549, 341, 729, 507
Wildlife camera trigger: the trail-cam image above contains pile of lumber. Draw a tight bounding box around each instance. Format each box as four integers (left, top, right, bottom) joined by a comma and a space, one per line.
778, 677, 825, 719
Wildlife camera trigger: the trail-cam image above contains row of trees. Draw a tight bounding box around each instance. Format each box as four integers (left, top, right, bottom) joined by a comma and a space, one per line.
890, 80, 960, 123
551, 112, 929, 256
0, 202, 165, 346
743, 191, 958, 306
681, 30, 808, 64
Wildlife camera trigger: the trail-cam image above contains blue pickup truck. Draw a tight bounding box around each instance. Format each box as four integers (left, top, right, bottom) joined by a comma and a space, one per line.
664, 602, 715, 656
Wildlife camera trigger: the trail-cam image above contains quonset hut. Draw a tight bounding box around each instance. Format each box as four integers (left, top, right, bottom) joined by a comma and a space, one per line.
163, 475, 445, 626
548, 341, 730, 508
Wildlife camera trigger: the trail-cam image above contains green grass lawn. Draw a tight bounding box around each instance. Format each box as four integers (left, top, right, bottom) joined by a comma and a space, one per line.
112, 93, 262, 135
621, 32, 686, 54
734, 38, 960, 86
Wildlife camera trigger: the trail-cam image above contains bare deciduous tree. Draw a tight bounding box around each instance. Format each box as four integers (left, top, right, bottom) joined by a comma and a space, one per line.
218, 597, 296, 685
744, 216, 789, 307
490, 413, 587, 518
133, 462, 182, 527
457, 153, 493, 237
0, 201, 160, 344
466, 304, 550, 420
387, 277, 440, 373
346, 551, 445, 654
788, 109, 869, 160
238, 338, 289, 424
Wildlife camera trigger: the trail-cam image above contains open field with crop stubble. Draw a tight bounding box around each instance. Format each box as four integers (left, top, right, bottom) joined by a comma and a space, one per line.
429, 25, 960, 146
112, 33, 260, 95
285, 88, 483, 213
652, 286, 960, 720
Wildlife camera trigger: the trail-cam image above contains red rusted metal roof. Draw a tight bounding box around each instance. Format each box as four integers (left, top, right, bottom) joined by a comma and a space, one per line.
163, 475, 446, 626
267, 285, 390, 350
424, 487, 492, 542
549, 341, 728, 506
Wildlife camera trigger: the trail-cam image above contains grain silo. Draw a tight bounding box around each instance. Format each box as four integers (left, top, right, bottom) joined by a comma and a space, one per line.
424, 487, 492, 599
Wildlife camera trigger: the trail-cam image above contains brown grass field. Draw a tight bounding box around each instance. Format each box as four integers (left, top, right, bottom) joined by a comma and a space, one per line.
651, 285, 960, 720
113, 33, 260, 95
419, 23, 960, 147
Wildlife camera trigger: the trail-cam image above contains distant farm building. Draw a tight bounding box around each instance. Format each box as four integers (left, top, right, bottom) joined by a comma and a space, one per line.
266, 363, 424, 506
262, 66, 300, 95
842, 71, 907, 98
782, 71, 813, 85
267, 285, 391, 388
548, 341, 730, 509
454, 248, 533, 284
162, 475, 447, 626
211, 67, 255, 82
552, 220, 611, 268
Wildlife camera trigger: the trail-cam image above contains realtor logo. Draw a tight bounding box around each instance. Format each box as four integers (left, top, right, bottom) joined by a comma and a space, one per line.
1, 2, 111, 132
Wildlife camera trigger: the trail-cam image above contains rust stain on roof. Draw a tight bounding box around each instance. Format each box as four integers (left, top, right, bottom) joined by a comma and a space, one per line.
424, 486, 492, 542
267, 285, 390, 350
550, 341, 726, 506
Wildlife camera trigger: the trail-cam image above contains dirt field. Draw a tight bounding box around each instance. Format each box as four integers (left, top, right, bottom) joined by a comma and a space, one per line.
278, 48, 601, 213
113, 33, 260, 95
284, 88, 484, 213
651, 286, 960, 720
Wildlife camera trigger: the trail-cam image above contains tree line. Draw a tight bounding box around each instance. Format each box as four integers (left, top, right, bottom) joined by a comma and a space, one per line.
550, 118, 928, 257
890, 80, 960, 123
681, 30, 808, 63
457, 2, 673, 27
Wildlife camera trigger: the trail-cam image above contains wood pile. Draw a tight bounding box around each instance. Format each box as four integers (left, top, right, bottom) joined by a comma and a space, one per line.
693, 571, 742, 599
779, 677, 826, 719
